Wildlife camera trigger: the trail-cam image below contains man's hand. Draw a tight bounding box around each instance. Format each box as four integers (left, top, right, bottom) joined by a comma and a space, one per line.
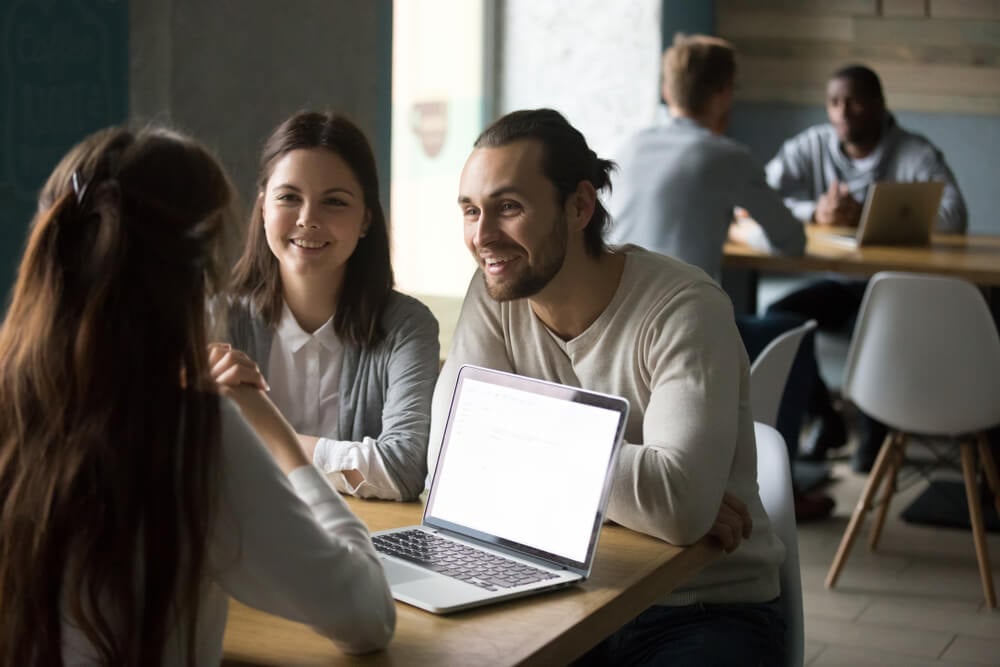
814, 179, 862, 227
708, 492, 753, 553
728, 216, 769, 251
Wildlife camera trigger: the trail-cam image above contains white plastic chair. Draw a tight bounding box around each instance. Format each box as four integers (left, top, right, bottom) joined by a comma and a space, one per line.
755, 422, 804, 667
750, 319, 818, 427
825, 272, 1000, 609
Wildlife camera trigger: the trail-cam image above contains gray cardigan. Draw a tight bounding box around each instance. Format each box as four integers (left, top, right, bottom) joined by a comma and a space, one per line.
225, 291, 440, 501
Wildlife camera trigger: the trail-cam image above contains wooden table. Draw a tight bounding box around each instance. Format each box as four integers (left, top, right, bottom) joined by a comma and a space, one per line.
724, 226, 1000, 286
723, 226, 1000, 315
223, 498, 719, 666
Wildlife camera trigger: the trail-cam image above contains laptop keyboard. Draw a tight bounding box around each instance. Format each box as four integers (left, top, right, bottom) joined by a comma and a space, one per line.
372, 529, 559, 592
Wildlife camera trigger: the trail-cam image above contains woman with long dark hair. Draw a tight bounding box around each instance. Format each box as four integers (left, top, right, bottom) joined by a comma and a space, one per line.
0, 126, 395, 665
219, 111, 439, 501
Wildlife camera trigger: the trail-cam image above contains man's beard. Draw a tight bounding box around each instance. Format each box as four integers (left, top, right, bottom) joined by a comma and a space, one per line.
483, 212, 568, 302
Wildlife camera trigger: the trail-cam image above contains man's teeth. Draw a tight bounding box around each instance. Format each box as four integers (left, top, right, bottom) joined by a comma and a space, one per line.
486, 257, 513, 266
292, 239, 326, 249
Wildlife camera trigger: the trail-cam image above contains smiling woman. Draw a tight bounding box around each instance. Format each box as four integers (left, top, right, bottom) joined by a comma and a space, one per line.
219, 111, 440, 502
261, 147, 370, 327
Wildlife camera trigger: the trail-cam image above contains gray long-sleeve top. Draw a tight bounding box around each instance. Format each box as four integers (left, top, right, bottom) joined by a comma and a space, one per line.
765, 116, 968, 233
225, 291, 440, 501
607, 115, 805, 282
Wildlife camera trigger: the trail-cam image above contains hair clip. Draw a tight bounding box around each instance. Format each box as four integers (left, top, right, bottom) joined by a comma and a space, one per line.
71, 171, 88, 205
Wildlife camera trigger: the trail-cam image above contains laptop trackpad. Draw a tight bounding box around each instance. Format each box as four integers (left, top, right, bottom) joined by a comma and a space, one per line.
382, 557, 435, 585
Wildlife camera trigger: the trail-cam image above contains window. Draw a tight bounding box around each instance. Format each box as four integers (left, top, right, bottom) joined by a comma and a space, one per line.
390, 0, 493, 298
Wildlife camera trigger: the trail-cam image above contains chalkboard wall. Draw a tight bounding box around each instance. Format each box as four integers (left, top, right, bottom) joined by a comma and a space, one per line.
0, 0, 128, 299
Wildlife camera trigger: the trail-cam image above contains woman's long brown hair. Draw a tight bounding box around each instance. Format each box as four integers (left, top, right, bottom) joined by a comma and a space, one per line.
0, 127, 235, 665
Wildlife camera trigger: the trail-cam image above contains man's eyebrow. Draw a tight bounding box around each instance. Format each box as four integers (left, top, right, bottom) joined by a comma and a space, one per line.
457, 186, 523, 205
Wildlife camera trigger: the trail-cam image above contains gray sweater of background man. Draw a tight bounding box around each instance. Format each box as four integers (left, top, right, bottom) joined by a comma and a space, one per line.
766, 116, 968, 233
607, 115, 805, 282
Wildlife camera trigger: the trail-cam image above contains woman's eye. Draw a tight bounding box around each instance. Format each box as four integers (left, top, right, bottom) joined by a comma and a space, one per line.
276, 193, 299, 202
324, 198, 348, 207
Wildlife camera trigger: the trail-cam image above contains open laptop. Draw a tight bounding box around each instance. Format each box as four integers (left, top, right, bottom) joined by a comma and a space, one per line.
826, 180, 945, 248
371, 364, 629, 614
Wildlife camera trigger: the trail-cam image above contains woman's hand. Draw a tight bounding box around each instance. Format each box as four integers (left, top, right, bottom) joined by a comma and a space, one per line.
208, 343, 269, 391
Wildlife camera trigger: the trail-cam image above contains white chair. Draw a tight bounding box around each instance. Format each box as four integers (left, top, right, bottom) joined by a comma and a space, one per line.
750, 319, 818, 427
825, 272, 1000, 609
755, 421, 804, 667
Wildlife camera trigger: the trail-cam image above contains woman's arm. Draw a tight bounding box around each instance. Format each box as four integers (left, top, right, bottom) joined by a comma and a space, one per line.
312, 299, 441, 501
212, 397, 395, 654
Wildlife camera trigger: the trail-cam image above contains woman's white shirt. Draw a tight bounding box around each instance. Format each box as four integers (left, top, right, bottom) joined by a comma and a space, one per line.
267, 302, 402, 499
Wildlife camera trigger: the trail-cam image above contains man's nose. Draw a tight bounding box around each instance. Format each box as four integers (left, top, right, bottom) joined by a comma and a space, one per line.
473, 211, 500, 247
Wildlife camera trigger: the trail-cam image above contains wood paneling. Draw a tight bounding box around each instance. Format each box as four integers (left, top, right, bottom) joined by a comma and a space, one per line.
731, 37, 1000, 68
740, 57, 1000, 96
853, 16, 1000, 47
882, 0, 928, 17
716, 0, 878, 15
718, 1, 1000, 115
930, 0, 1000, 20
718, 10, 854, 40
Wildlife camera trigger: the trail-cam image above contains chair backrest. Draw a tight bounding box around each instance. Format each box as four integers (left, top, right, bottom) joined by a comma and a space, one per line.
754, 421, 804, 667
843, 272, 1000, 436
750, 319, 818, 427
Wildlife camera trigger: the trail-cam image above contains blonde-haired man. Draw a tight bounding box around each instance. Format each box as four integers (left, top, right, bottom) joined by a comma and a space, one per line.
608, 35, 837, 521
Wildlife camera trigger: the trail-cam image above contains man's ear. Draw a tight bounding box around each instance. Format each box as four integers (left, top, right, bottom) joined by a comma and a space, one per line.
567, 180, 598, 232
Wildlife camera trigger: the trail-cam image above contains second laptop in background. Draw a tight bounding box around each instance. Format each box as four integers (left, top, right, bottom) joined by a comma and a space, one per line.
828, 181, 945, 248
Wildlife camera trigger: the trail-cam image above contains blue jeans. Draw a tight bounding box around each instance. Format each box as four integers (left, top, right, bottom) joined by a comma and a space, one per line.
574, 598, 785, 666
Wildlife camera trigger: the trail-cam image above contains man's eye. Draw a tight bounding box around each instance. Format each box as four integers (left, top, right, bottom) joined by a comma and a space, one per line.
499, 201, 521, 213
463, 207, 479, 217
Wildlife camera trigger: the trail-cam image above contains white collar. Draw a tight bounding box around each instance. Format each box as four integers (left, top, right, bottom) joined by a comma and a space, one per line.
274, 301, 339, 354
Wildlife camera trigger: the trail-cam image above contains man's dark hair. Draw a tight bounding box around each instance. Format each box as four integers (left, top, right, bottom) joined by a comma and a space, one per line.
831, 64, 885, 105
473, 109, 615, 258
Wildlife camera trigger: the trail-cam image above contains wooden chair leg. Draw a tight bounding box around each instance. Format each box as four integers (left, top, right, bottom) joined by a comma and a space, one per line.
960, 441, 997, 609
869, 434, 906, 552
826, 432, 898, 589
977, 433, 1000, 518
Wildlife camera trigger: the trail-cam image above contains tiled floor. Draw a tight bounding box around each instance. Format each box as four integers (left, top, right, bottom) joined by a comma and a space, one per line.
797, 451, 1000, 666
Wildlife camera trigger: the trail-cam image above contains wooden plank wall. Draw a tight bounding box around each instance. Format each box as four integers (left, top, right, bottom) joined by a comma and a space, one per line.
715, 0, 1000, 115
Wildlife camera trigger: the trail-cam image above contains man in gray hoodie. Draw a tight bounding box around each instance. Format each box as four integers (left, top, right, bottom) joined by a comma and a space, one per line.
765, 64, 967, 470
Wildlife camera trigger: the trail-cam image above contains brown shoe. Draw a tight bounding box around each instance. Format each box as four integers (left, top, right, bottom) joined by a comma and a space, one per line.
794, 491, 835, 522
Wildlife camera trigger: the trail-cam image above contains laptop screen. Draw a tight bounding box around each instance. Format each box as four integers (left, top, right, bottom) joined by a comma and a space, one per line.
424, 366, 628, 570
